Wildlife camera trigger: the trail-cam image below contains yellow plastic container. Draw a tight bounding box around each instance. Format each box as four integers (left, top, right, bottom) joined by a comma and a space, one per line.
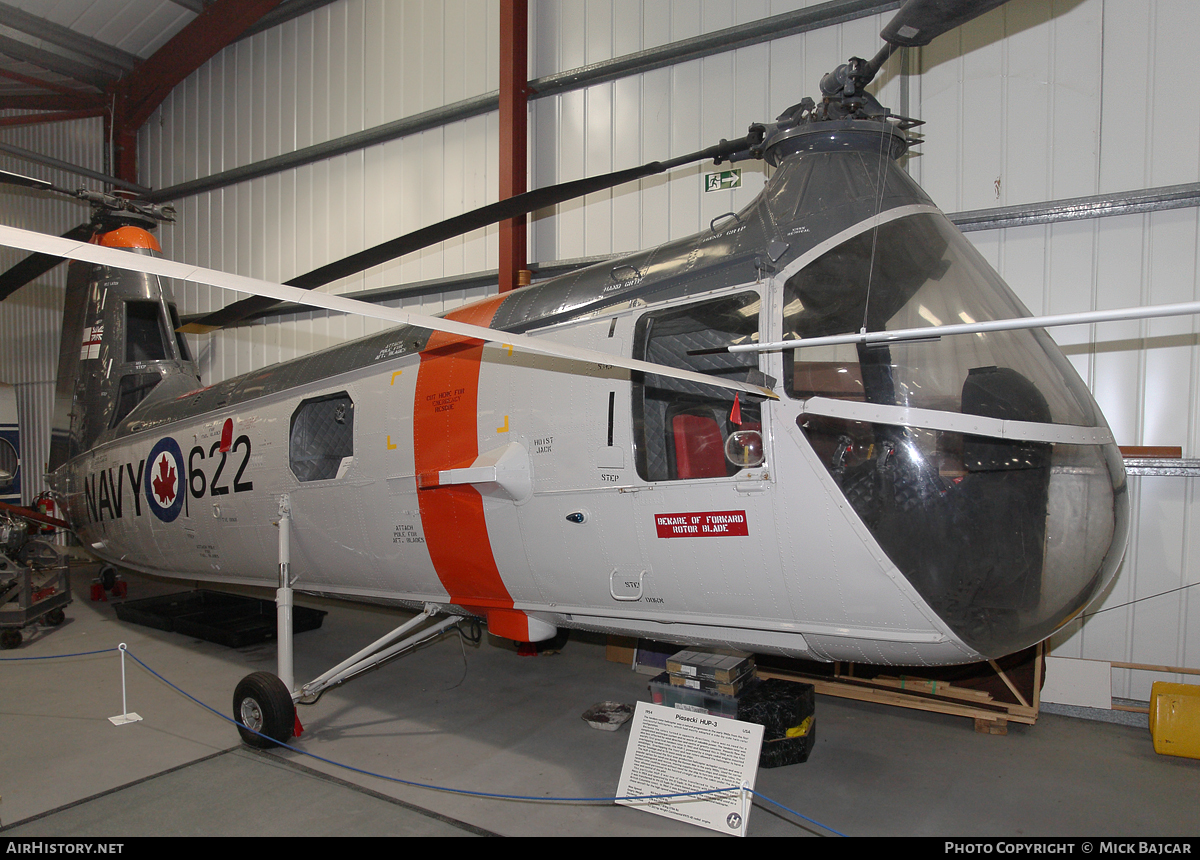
1148, 682, 1200, 759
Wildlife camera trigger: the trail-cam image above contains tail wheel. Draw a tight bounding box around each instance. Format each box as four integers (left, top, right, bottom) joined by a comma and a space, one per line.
232, 671, 295, 749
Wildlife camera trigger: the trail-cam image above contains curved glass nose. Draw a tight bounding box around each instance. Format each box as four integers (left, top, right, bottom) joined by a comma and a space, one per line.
798, 413, 1128, 657
784, 211, 1129, 658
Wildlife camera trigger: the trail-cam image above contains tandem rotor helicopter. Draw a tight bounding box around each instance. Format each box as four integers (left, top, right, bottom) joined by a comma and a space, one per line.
1, 0, 1193, 748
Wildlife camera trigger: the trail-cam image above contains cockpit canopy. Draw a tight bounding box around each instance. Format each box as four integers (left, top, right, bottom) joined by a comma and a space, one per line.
785, 210, 1127, 657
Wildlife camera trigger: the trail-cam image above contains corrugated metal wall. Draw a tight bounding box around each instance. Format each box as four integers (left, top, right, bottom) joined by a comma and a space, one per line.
141, 1, 502, 386
0, 116, 107, 504
1, 0, 1195, 699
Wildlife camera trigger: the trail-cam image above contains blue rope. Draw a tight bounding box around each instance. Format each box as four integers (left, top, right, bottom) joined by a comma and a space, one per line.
0, 646, 118, 660
750, 790, 849, 837
126, 644, 741, 803
9, 644, 846, 835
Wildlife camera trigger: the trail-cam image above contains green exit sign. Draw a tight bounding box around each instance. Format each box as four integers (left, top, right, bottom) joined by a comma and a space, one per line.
704, 169, 741, 192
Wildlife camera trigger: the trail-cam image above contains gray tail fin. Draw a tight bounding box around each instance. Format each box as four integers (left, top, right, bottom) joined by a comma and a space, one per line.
48, 225, 200, 473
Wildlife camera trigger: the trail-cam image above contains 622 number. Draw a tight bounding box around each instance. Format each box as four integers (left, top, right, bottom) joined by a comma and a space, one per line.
189, 435, 254, 498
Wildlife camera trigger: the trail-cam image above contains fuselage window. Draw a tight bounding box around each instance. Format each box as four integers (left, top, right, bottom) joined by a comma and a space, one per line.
125, 300, 170, 363
632, 292, 762, 481
290, 393, 355, 482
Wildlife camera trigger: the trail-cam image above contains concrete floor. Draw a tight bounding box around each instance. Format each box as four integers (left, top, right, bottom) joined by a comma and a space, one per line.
2, 563, 1198, 838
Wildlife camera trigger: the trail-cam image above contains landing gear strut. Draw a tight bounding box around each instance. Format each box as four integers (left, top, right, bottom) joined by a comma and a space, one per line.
231, 495, 462, 747
233, 495, 298, 748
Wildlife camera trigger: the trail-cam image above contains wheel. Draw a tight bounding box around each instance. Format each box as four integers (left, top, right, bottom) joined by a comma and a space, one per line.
232, 671, 295, 749
1, 628, 21, 649
99, 565, 117, 592
44, 608, 66, 626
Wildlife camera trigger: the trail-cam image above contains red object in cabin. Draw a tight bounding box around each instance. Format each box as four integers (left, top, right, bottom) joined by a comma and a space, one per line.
672, 413, 727, 479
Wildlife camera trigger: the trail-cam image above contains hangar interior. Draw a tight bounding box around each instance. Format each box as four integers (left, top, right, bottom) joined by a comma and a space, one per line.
1, 0, 1198, 837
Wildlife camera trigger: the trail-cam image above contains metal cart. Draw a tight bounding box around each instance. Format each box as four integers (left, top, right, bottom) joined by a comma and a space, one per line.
0, 515, 71, 649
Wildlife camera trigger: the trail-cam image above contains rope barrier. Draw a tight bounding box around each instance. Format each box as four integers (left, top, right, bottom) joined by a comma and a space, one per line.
4, 644, 846, 836
0, 646, 118, 660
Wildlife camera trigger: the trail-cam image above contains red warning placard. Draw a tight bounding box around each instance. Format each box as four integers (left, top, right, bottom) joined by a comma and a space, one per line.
654, 510, 749, 538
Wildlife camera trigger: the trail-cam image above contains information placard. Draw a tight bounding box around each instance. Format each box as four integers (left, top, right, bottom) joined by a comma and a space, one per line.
616, 701, 764, 836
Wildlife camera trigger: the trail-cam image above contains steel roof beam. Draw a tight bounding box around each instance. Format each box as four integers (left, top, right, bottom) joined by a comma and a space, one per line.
0, 140, 151, 194
0, 66, 103, 101
114, 0, 283, 131
167, 0, 210, 13
530, 0, 899, 98
0, 32, 113, 91
109, 0, 283, 184
0, 2, 139, 74
0, 107, 106, 128
241, 0, 343, 40
499, 0, 529, 294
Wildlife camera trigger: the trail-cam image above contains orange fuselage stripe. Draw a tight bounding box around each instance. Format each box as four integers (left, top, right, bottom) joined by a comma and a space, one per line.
413, 295, 514, 614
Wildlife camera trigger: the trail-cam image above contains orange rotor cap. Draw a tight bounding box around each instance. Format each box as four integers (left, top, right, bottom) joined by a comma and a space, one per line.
97, 226, 161, 252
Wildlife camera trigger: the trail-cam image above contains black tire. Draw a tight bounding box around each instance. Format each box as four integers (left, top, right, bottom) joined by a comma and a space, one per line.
44, 608, 66, 626
99, 566, 117, 592
1, 628, 22, 649
232, 671, 295, 749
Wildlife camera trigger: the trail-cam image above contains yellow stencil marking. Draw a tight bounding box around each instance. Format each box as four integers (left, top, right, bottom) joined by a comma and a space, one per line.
390, 370, 403, 385
502, 343, 513, 356
386, 435, 397, 450
496, 415, 509, 433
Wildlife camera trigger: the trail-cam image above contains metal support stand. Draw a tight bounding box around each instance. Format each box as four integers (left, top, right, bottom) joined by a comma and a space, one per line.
108, 643, 142, 726
297, 603, 460, 702
277, 494, 294, 695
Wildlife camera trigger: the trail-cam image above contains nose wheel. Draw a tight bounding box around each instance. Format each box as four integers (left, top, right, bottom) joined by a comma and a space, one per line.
232, 671, 295, 748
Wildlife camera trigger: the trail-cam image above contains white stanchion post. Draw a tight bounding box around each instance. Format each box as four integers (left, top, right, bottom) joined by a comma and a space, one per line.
108, 643, 143, 726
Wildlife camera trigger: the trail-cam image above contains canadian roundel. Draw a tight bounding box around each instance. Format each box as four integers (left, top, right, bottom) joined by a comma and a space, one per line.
144, 437, 185, 522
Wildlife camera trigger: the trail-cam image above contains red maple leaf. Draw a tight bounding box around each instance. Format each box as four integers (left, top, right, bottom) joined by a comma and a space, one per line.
152, 454, 177, 505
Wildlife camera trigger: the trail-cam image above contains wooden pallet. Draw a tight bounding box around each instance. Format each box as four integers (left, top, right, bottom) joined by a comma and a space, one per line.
755, 643, 1043, 735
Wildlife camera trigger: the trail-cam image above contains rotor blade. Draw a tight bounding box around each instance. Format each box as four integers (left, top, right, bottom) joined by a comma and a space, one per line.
0, 168, 78, 198
0, 169, 54, 191
691, 299, 1200, 354
0, 223, 778, 401
880, 0, 1010, 47
185, 135, 759, 332
0, 221, 95, 301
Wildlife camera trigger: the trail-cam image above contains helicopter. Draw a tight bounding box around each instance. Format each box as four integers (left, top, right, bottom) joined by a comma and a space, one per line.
0, 0, 1168, 748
